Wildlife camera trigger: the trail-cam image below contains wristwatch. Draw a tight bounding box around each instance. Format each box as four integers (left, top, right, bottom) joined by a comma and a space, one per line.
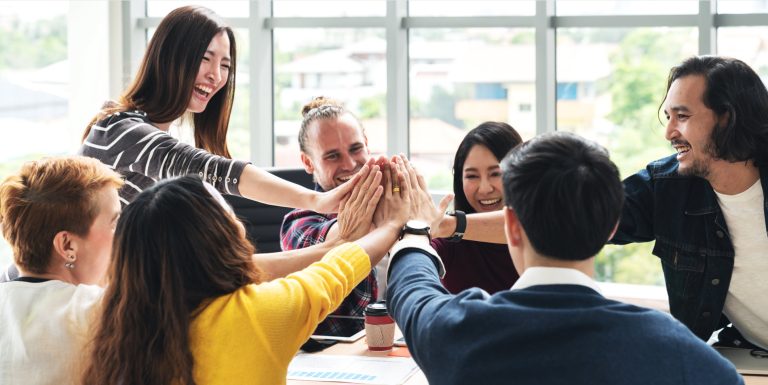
400, 219, 431, 241
446, 210, 466, 242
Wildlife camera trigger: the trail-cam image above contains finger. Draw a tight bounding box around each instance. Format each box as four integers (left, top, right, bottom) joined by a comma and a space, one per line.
346, 165, 369, 205
335, 164, 366, 197
438, 193, 454, 213
362, 170, 383, 203
416, 171, 428, 191
381, 160, 393, 198
366, 185, 384, 214
400, 155, 420, 192
339, 194, 350, 213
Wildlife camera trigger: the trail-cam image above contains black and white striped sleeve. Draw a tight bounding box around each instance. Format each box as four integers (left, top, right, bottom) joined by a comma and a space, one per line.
80, 112, 249, 201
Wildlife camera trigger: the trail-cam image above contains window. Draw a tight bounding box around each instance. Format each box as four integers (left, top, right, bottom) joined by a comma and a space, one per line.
5, 0, 768, 287
273, 28, 387, 167
409, 0, 535, 16
0, 1, 100, 268
409, 28, 536, 191
556, 27, 698, 285
718, 27, 768, 81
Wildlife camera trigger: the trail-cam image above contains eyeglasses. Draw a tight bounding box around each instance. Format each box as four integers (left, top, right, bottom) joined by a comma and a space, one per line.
750, 349, 768, 359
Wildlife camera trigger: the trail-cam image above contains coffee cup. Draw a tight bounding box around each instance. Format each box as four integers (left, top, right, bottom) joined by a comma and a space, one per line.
364, 301, 395, 352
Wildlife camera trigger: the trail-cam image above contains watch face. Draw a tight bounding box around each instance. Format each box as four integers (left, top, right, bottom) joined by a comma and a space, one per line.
405, 219, 429, 230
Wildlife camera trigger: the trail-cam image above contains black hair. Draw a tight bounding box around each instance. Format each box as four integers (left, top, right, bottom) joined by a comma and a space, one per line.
453, 121, 523, 213
662, 56, 768, 167
502, 132, 624, 261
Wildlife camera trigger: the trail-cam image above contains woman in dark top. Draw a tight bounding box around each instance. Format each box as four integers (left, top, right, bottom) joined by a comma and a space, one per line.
432, 121, 523, 294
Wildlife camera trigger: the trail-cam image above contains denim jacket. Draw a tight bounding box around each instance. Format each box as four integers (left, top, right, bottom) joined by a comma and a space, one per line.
612, 154, 768, 341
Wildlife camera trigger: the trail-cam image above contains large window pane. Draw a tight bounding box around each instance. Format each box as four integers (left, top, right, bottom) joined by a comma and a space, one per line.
409, 0, 535, 16
557, 27, 698, 285
557, 0, 697, 15
718, 0, 768, 13
274, 29, 387, 167
227, 29, 251, 160
273, 1, 385, 17
0, 2, 73, 267
409, 28, 536, 191
718, 27, 768, 81
148, 1, 249, 18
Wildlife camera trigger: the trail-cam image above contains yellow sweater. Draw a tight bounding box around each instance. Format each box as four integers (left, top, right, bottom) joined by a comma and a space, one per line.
188, 243, 371, 385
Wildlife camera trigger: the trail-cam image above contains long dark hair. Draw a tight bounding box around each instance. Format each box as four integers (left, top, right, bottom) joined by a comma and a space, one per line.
662, 56, 768, 167
85, 5, 237, 157
452, 121, 523, 213
82, 176, 260, 385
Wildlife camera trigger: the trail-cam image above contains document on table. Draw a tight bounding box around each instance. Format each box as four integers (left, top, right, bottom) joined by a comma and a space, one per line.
287, 354, 419, 385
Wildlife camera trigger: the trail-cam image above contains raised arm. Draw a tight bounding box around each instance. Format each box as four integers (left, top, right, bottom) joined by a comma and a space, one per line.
239, 163, 357, 213
395, 155, 507, 244
253, 162, 384, 279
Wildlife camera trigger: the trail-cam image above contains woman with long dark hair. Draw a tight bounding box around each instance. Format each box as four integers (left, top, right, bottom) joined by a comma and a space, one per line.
432, 121, 523, 293
80, 5, 351, 212
81, 162, 411, 385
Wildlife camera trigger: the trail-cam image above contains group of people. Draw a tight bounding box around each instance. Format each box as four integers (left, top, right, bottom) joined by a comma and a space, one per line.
0, 5, 766, 385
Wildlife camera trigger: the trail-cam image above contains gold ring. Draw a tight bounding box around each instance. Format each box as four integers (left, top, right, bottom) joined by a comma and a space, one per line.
392, 186, 400, 193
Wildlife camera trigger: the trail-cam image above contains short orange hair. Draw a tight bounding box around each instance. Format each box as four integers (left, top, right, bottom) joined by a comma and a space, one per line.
0, 156, 123, 274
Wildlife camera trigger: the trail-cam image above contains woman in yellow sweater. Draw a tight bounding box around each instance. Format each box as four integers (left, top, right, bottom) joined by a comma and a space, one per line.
81, 161, 410, 385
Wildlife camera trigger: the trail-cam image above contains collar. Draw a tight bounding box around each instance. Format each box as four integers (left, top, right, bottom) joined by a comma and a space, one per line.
511, 266, 602, 295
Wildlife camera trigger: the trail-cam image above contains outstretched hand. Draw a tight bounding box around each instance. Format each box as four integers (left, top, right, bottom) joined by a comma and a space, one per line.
336, 160, 383, 242
313, 164, 366, 214
393, 155, 452, 231
373, 156, 411, 231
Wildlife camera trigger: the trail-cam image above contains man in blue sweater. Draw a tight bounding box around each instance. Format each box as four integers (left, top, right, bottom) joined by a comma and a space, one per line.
386, 131, 742, 385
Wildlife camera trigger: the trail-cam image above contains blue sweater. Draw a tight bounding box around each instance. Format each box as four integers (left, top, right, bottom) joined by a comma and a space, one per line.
387, 249, 743, 385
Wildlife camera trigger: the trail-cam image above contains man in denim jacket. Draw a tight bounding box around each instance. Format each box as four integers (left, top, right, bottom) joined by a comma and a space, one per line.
612, 56, 768, 350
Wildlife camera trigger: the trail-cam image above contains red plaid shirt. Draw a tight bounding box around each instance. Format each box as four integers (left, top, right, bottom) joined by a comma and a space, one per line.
280, 209, 377, 337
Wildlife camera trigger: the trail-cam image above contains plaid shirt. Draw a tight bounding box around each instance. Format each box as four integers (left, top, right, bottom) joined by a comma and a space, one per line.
280, 208, 377, 337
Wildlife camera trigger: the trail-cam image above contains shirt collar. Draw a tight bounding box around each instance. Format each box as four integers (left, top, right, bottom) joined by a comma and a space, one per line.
511, 266, 602, 295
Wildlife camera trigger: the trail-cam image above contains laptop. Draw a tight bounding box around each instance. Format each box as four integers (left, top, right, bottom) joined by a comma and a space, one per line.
715, 347, 768, 375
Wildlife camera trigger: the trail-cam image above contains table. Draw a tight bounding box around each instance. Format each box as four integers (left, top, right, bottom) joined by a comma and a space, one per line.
287, 335, 427, 385
287, 337, 767, 385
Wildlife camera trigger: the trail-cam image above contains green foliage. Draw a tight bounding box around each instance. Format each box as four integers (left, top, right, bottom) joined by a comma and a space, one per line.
428, 171, 452, 191
594, 29, 696, 285
0, 16, 67, 70
595, 244, 663, 285
358, 94, 385, 119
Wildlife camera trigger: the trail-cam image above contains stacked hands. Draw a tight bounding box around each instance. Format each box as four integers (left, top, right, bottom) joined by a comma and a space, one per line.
336, 155, 455, 243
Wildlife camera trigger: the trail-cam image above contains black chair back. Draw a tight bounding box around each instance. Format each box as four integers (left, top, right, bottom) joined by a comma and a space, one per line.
223, 168, 315, 253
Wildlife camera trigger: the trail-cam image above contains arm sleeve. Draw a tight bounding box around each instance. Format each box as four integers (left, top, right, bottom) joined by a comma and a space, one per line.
279, 209, 337, 250
611, 166, 657, 244
81, 114, 249, 196
386, 248, 459, 374
244, 243, 371, 360
675, 331, 744, 385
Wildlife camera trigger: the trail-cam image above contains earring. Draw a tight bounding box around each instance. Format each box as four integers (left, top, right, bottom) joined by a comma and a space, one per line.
64, 255, 76, 270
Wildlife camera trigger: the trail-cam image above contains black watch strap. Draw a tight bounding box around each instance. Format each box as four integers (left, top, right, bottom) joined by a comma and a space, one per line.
447, 210, 466, 242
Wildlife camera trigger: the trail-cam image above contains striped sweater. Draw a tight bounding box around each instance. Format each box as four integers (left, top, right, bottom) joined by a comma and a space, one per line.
79, 110, 249, 205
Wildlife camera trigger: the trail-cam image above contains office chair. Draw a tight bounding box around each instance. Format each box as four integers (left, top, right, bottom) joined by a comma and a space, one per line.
223, 168, 315, 253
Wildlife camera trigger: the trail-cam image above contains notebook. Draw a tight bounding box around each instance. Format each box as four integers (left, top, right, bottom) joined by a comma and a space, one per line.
715, 347, 768, 375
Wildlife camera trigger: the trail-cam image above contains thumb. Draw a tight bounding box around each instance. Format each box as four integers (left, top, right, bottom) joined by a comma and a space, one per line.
438, 193, 454, 213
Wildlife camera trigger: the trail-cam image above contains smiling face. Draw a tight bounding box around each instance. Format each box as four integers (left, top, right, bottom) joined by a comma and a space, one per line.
188, 31, 231, 113
300, 113, 370, 191
462, 144, 504, 213
663, 74, 722, 178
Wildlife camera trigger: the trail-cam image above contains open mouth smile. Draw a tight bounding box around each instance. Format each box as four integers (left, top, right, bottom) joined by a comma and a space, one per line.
194, 84, 214, 99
